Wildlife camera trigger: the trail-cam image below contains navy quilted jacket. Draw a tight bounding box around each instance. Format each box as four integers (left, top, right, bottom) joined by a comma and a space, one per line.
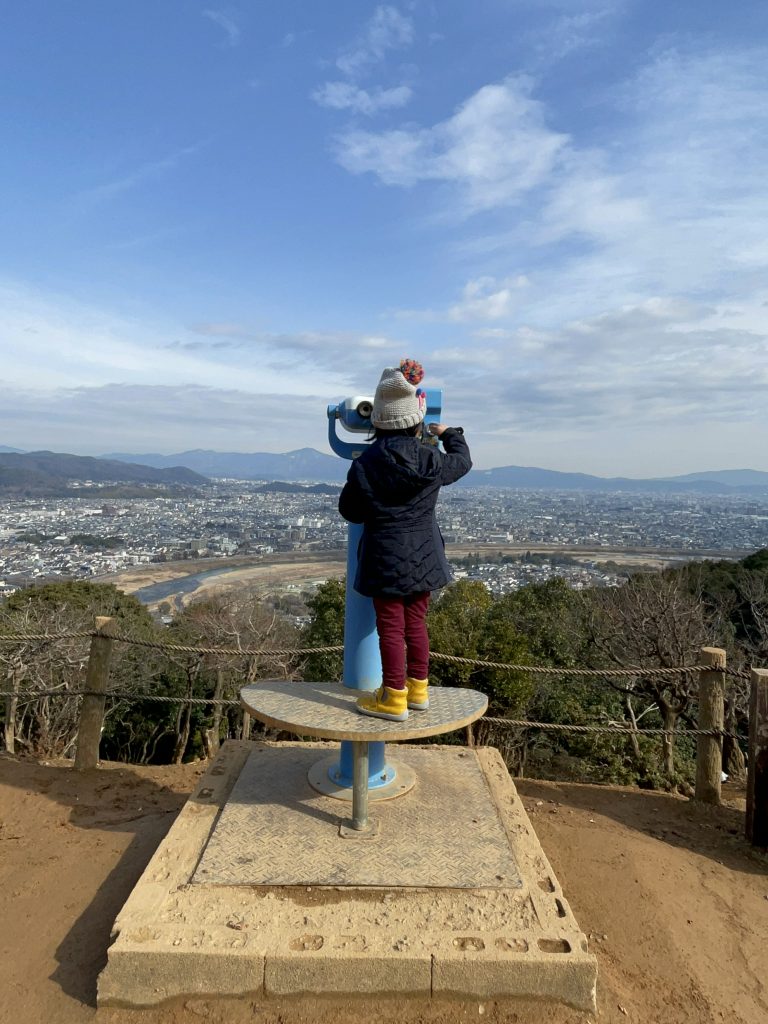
338, 428, 472, 597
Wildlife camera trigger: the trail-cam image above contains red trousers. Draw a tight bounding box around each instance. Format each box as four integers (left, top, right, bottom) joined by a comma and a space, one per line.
372, 592, 431, 690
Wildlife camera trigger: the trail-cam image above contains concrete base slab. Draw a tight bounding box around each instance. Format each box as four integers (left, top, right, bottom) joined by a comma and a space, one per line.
98, 740, 597, 1012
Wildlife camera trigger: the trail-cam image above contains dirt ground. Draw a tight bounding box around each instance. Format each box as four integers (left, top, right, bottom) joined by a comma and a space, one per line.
1, 753, 766, 1024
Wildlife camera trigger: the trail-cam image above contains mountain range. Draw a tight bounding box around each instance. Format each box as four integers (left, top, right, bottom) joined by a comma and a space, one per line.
0, 451, 206, 495
103, 447, 768, 493
3, 446, 768, 494
467, 465, 768, 493
102, 447, 349, 482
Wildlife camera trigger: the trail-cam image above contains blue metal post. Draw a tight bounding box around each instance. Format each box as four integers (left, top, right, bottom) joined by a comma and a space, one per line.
341, 522, 381, 690
334, 522, 392, 789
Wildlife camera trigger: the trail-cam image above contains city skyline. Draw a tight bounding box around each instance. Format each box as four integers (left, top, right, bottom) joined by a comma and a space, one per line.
2, 2, 768, 474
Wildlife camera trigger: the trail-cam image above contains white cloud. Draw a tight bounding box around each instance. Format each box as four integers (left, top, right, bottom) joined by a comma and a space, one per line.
441, 298, 768, 434
313, 6, 414, 119
312, 81, 412, 116
395, 274, 532, 324
202, 9, 241, 47
530, 5, 618, 62
0, 383, 330, 455
2, 278, 766, 472
181, 321, 406, 366
336, 5, 414, 77
448, 276, 530, 322
334, 77, 568, 210
0, 281, 346, 396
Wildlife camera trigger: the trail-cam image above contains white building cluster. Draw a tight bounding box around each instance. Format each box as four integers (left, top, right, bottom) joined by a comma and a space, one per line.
1, 482, 766, 598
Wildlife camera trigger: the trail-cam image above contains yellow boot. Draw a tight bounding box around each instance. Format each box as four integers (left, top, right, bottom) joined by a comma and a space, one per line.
357, 685, 409, 722
406, 676, 429, 710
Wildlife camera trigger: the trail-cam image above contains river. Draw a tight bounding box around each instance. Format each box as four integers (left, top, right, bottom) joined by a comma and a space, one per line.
133, 566, 237, 605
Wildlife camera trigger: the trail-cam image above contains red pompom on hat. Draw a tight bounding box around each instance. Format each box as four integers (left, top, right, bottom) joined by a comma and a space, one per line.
399, 357, 424, 386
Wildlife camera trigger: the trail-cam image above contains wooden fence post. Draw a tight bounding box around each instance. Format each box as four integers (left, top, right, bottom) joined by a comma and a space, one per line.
695, 647, 725, 805
241, 711, 251, 741
746, 668, 768, 847
74, 616, 115, 771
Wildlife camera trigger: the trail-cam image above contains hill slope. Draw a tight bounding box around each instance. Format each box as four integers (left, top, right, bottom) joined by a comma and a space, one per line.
0, 451, 207, 494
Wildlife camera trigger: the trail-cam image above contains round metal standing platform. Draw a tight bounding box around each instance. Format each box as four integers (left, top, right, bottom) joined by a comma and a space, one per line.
240, 681, 488, 832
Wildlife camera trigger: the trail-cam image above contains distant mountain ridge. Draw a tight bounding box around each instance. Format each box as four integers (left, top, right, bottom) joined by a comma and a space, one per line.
0, 451, 206, 495
103, 447, 348, 482
467, 465, 768, 494
662, 469, 768, 487
103, 448, 768, 493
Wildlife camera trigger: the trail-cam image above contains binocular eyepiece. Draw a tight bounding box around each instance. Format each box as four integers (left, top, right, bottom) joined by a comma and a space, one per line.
333, 396, 376, 434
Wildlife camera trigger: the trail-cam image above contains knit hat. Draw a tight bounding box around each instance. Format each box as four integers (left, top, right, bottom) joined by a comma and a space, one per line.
371, 359, 426, 430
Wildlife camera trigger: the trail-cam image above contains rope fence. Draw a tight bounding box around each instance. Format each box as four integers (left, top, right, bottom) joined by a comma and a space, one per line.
480, 717, 731, 738
0, 630, 344, 658
0, 628, 751, 679
3, 623, 766, 843
0, 688, 737, 737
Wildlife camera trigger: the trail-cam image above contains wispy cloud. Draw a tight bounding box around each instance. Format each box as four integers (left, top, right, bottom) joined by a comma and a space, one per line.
529, 4, 619, 63
437, 298, 768, 437
448, 276, 530, 322
0, 383, 330, 455
312, 5, 415, 119
335, 47, 768, 308
313, 81, 412, 116
396, 275, 531, 322
336, 5, 414, 77
0, 280, 344, 397
202, 8, 241, 47
72, 142, 205, 208
325, 44, 768, 470
334, 76, 567, 210
179, 322, 405, 365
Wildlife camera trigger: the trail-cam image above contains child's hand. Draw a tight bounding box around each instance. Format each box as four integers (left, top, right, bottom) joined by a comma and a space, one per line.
427, 423, 448, 437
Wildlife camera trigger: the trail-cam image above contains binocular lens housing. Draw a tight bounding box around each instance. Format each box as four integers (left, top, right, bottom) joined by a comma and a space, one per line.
356, 400, 373, 418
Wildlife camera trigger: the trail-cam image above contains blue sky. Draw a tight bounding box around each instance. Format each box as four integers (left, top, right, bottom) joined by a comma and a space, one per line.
2, 1, 767, 474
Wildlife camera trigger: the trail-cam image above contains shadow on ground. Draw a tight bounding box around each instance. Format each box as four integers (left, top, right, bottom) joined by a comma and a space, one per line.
0, 753, 200, 1007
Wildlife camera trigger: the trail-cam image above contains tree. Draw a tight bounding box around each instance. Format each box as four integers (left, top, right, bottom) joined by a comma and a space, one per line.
299, 579, 346, 683
493, 578, 586, 667
427, 580, 494, 688
160, 589, 299, 763
0, 581, 158, 758
582, 571, 716, 782
673, 551, 768, 778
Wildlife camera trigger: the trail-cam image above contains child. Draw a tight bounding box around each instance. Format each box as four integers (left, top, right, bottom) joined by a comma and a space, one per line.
338, 359, 472, 721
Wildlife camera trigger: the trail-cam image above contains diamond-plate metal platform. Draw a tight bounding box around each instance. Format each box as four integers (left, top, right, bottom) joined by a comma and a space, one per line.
193, 744, 521, 888
240, 681, 487, 741
99, 742, 597, 1011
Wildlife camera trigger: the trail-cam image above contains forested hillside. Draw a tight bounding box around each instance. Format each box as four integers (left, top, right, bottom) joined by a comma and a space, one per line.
1, 550, 766, 788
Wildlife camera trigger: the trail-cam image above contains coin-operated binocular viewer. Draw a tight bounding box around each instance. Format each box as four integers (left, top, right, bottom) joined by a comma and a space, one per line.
325, 388, 443, 797
240, 385, 487, 832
